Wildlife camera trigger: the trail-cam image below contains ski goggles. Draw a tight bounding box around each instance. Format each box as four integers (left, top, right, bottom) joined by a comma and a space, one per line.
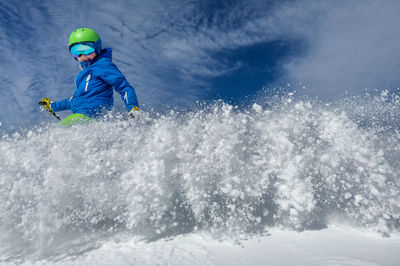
70, 43, 95, 58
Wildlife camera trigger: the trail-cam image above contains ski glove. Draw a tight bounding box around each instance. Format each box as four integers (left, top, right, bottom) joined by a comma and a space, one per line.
128, 106, 140, 119
39, 98, 60, 120
39, 98, 52, 112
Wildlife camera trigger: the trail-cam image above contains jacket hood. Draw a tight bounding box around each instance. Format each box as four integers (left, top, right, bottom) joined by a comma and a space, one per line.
98, 48, 112, 60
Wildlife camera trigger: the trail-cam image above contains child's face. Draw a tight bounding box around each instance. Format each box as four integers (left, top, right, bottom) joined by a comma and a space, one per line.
77, 52, 97, 62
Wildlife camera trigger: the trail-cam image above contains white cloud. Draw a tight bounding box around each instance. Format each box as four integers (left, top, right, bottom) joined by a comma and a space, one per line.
279, 0, 400, 97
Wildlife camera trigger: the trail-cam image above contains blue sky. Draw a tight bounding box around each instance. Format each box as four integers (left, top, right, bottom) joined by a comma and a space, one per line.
0, 0, 400, 127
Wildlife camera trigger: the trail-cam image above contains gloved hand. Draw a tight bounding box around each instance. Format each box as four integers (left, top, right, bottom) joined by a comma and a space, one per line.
39, 98, 60, 120
39, 98, 53, 113
128, 106, 140, 119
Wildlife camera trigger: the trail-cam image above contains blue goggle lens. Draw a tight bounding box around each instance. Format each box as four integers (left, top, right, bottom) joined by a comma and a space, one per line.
70, 44, 95, 58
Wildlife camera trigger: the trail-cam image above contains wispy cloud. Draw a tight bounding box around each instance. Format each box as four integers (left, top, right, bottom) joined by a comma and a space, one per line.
277, 1, 400, 96
84, 0, 286, 106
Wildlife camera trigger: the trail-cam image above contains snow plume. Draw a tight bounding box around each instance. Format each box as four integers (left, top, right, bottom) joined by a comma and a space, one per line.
1, 92, 399, 260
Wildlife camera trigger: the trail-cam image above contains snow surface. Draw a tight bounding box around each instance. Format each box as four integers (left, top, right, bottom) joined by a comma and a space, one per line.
14, 227, 400, 266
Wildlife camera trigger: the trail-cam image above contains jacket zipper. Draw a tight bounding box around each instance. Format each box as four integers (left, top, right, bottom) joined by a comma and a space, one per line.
85, 74, 91, 92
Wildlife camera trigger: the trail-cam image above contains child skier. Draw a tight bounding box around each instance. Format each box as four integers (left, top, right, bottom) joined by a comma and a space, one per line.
40, 28, 139, 124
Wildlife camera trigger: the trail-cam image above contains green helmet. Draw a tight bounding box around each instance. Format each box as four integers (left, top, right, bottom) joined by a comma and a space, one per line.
69, 28, 102, 54
69, 28, 99, 45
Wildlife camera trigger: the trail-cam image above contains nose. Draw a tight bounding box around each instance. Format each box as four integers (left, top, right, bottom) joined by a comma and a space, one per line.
79, 54, 89, 62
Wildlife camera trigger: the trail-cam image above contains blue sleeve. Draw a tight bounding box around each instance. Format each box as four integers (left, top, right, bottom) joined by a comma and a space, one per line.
98, 62, 139, 111
51, 98, 71, 112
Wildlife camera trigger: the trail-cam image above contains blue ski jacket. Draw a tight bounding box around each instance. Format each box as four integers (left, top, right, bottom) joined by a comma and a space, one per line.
51, 48, 139, 118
